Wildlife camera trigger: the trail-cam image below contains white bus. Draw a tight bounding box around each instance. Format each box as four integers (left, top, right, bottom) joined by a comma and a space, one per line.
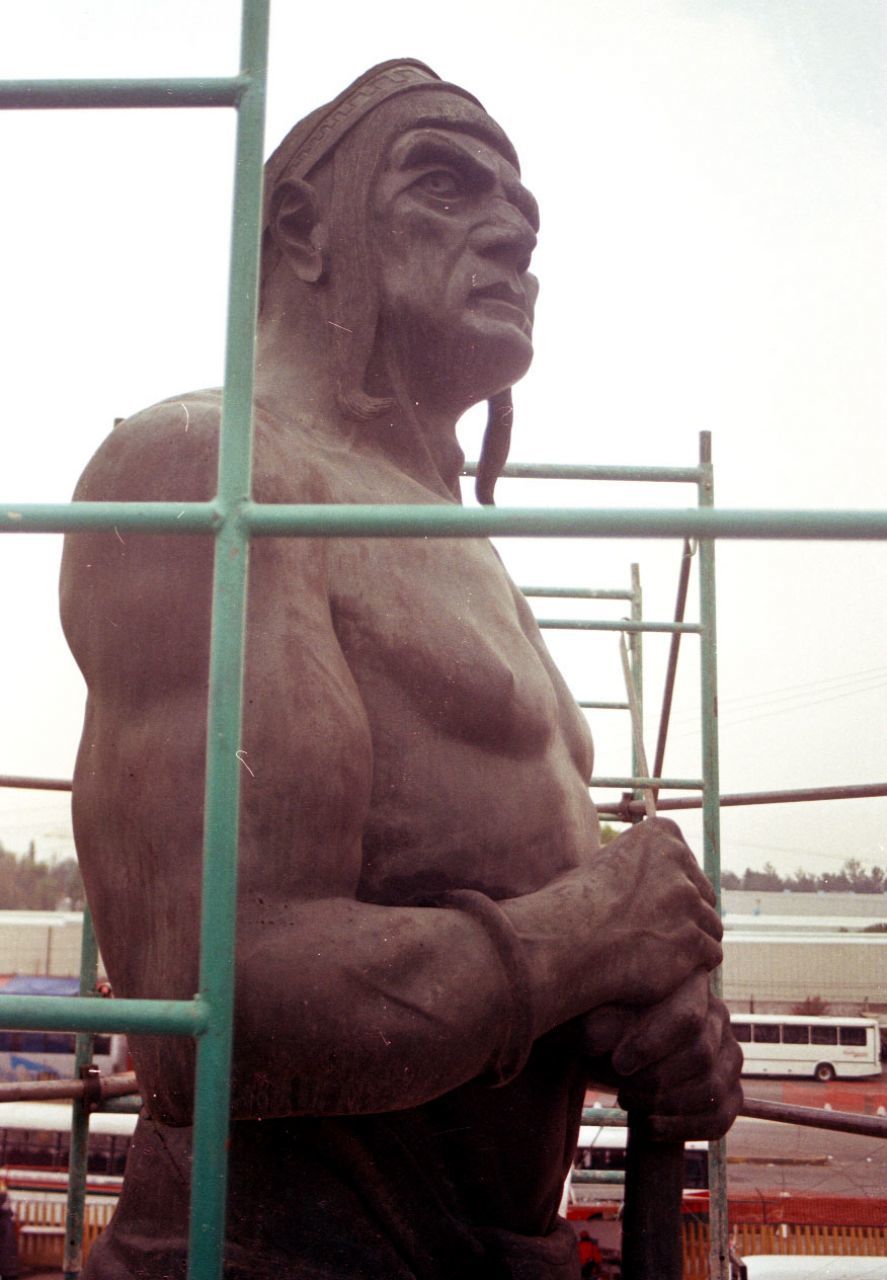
730, 1014, 881, 1081
0, 1100, 137, 1196
571, 1123, 709, 1188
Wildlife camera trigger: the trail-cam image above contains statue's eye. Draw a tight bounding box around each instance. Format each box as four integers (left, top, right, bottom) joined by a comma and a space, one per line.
416, 170, 463, 200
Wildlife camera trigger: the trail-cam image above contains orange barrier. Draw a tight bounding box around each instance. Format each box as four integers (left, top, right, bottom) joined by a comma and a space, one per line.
12, 1196, 115, 1268
682, 1221, 887, 1278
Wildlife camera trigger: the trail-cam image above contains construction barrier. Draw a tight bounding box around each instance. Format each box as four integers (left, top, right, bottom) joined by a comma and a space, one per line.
683, 1221, 887, 1278
12, 1195, 115, 1268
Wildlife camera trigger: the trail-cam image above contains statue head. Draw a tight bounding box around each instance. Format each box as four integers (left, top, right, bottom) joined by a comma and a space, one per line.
260, 61, 539, 501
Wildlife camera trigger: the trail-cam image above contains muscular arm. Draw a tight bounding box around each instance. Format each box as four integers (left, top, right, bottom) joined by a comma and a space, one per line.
61, 397, 723, 1125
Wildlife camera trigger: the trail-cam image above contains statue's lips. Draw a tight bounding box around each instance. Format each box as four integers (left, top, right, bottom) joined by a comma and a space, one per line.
468, 288, 532, 335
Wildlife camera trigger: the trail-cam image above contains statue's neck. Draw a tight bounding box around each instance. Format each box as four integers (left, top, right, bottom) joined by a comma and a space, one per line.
254, 319, 465, 503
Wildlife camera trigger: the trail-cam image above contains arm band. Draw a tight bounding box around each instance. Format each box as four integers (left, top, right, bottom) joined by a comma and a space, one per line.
430, 888, 536, 1087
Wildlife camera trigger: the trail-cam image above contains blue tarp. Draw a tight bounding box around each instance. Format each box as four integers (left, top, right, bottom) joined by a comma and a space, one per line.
0, 975, 80, 996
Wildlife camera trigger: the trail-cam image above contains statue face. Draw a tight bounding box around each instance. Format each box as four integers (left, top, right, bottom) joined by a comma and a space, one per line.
371, 119, 539, 409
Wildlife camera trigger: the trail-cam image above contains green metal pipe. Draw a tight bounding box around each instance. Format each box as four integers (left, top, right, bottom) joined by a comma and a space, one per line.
578, 700, 630, 710
4, 501, 887, 540
582, 1107, 629, 1126
0, 77, 247, 109
629, 564, 643, 792
242, 503, 887, 540
0, 501, 219, 533
698, 434, 729, 1280
591, 775, 704, 790
186, 3, 269, 1277
63, 909, 99, 1280
521, 586, 634, 599
0, 994, 207, 1036
538, 618, 701, 634
463, 462, 703, 484
571, 1170, 627, 1185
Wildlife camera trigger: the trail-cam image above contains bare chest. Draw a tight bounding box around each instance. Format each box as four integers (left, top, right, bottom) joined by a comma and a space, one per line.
250, 433, 596, 899
329, 535, 561, 758
326, 536, 596, 901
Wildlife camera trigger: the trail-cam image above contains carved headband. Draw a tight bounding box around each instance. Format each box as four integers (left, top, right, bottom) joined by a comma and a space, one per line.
263, 59, 485, 199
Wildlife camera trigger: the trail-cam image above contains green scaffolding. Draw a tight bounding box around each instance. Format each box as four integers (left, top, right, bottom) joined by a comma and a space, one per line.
3, 3, 887, 1278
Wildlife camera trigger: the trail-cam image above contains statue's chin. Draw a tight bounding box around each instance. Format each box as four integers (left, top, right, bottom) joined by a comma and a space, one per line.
377, 311, 534, 413
458, 317, 534, 403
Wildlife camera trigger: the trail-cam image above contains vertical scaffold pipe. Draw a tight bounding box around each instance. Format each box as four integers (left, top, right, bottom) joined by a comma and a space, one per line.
186, 4, 269, 1280
699, 430, 729, 1280
63, 907, 99, 1280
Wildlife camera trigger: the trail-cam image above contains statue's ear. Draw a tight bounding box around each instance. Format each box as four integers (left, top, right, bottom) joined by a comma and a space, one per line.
268, 178, 327, 285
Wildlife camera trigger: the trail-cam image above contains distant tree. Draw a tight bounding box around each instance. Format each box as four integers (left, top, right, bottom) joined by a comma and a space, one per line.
819, 866, 851, 893
727, 858, 886, 896
841, 858, 885, 894
842, 858, 868, 892
0, 847, 84, 911
791, 995, 831, 1016
599, 824, 620, 846
785, 867, 817, 893
742, 862, 782, 892
867, 866, 886, 894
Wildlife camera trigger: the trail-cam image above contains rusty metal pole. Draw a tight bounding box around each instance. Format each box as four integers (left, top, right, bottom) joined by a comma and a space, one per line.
651, 539, 694, 799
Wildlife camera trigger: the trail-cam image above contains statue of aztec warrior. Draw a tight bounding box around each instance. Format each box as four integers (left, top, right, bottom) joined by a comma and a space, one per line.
60, 58, 742, 1280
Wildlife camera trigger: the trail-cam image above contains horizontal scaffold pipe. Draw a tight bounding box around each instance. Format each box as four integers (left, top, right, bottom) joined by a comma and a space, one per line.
0, 775, 72, 791
0, 76, 248, 109
462, 462, 704, 484
521, 587, 635, 600
0, 994, 208, 1037
571, 1170, 627, 1184
0, 1072, 138, 1103
582, 1107, 630, 1126
596, 781, 887, 817
538, 618, 701, 634
591, 776, 704, 791
578, 701, 630, 710
0, 502, 220, 533
242, 505, 887, 540
583, 1101, 887, 1141
3, 503, 887, 540
7, 778, 883, 809
742, 1097, 887, 1140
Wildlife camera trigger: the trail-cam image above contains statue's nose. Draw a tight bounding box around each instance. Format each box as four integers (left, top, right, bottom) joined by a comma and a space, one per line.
473, 202, 537, 273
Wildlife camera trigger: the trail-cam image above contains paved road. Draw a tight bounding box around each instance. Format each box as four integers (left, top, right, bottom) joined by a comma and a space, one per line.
731, 1071, 887, 1199
585, 1068, 887, 1200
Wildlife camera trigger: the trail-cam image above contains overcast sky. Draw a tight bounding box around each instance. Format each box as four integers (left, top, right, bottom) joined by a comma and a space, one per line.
1, 0, 885, 880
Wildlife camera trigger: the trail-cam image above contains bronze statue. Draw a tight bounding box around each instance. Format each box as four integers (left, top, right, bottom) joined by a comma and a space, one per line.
60, 60, 741, 1280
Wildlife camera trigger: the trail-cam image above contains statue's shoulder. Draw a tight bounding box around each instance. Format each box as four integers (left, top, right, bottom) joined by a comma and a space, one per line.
74, 390, 335, 504
73, 389, 223, 503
